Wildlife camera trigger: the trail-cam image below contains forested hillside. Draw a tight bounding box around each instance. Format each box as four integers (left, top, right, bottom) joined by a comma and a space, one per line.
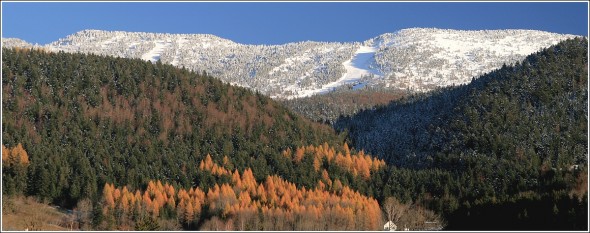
1, 48, 403, 230
336, 37, 588, 230
2, 37, 588, 231
281, 88, 407, 124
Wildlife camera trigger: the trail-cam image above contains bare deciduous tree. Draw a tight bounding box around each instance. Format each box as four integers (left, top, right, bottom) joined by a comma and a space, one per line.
383, 196, 407, 224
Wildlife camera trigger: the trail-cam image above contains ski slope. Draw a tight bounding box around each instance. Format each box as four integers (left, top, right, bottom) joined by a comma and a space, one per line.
141, 40, 172, 63
290, 45, 383, 98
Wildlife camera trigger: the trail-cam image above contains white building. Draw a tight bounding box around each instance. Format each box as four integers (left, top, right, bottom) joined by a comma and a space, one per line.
384, 221, 397, 231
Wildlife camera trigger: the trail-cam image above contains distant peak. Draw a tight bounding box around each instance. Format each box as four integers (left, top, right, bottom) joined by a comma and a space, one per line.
62, 29, 237, 44
2, 37, 34, 48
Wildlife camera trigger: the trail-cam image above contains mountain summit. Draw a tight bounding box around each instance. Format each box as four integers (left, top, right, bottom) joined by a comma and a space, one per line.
2, 28, 579, 98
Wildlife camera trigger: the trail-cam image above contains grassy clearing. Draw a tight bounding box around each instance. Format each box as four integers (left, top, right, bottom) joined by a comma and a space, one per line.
2, 195, 73, 231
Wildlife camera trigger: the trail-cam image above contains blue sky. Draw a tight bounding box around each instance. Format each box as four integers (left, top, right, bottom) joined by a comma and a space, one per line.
2, 1, 588, 45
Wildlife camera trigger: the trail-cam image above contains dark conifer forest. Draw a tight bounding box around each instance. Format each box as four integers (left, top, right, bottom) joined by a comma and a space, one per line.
334, 37, 588, 230
2, 37, 588, 230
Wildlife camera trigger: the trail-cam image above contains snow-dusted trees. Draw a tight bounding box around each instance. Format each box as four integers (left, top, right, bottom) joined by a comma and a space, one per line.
25, 28, 573, 99
38, 30, 357, 98
372, 28, 575, 92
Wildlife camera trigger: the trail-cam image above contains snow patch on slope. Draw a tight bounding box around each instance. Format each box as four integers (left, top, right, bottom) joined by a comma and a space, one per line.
288, 44, 383, 99
141, 40, 172, 63
171, 37, 187, 66
339, 45, 382, 83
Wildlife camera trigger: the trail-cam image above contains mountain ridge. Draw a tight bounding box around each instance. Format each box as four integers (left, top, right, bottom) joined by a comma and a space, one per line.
2, 28, 581, 99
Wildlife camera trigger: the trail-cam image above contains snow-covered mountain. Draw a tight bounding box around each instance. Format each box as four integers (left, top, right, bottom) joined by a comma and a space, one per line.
2, 28, 580, 99
2, 38, 35, 48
